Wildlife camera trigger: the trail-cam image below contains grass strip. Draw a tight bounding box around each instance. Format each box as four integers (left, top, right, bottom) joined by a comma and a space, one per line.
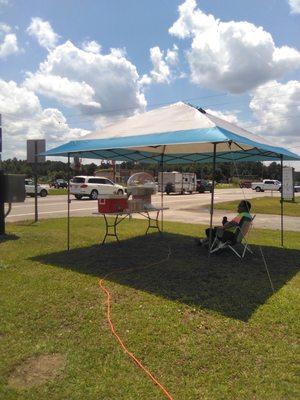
213, 196, 300, 217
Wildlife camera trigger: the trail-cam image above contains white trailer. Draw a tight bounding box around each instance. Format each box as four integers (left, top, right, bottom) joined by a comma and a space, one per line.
158, 172, 197, 194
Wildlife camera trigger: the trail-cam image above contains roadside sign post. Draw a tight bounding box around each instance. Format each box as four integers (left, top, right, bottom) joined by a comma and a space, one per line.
0, 170, 5, 235
27, 139, 46, 223
0, 114, 4, 235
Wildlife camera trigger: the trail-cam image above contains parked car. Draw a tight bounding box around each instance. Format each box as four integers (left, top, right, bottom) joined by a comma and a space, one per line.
251, 179, 281, 192
70, 176, 125, 200
49, 179, 68, 189
25, 179, 48, 197
294, 184, 300, 193
239, 180, 252, 188
196, 179, 213, 193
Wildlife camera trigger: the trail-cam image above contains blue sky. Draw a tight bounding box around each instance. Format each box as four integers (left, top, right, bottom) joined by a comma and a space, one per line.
0, 0, 299, 166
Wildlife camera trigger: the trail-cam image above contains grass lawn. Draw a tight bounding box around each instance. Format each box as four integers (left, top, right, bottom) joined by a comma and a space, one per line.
214, 196, 300, 217
215, 183, 239, 189
0, 218, 299, 399
48, 189, 68, 196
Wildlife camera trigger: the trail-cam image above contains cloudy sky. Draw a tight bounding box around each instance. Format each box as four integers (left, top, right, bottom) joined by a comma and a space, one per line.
0, 0, 300, 167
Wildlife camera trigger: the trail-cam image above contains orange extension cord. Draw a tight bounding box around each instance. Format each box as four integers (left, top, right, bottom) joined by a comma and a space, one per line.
98, 245, 174, 400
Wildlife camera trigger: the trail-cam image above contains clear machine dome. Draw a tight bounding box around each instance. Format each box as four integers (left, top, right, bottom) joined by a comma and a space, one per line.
127, 172, 155, 188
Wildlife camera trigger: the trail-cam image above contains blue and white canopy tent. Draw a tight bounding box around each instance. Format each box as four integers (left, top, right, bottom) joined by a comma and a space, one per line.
45, 102, 299, 163
44, 102, 300, 249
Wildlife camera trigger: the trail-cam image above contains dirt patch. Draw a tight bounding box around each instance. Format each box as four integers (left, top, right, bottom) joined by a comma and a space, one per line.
8, 353, 66, 390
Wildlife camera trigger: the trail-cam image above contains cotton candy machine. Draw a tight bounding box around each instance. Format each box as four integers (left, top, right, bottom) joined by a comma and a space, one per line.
127, 172, 157, 212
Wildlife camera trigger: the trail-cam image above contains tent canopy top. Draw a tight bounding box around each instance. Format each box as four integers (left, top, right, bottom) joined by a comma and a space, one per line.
44, 102, 300, 163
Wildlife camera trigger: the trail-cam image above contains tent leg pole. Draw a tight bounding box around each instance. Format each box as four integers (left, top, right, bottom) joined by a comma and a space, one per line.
67, 154, 71, 251
160, 146, 166, 233
208, 143, 217, 256
280, 155, 284, 247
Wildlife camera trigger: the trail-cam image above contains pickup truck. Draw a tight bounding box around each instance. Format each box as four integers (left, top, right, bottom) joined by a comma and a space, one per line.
251, 179, 281, 192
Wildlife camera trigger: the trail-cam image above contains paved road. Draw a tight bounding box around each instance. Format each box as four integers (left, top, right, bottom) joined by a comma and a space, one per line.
5, 189, 300, 231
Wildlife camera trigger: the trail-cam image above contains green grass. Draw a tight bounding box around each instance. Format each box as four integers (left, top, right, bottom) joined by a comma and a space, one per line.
214, 196, 300, 217
48, 189, 68, 196
0, 218, 299, 399
215, 183, 239, 189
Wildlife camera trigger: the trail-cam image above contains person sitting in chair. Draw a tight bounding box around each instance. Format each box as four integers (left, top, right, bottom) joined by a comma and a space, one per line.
197, 200, 252, 246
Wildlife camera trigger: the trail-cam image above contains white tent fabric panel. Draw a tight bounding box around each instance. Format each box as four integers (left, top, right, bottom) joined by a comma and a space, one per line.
205, 113, 275, 147
85, 102, 215, 139
86, 102, 275, 149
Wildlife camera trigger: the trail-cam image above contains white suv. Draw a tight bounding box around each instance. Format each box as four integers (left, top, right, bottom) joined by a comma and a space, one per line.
25, 179, 48, 197
70, 176, 125, 200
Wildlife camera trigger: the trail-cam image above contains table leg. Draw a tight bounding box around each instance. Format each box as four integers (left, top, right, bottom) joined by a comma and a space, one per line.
102, 213, 109, 244
114, 214, 120, 242
145, 210, 161, 235
101, 214, 121, 244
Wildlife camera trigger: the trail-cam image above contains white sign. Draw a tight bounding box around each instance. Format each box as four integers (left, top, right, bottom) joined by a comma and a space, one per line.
282, 167, 294, 201
27, 139, 46, 163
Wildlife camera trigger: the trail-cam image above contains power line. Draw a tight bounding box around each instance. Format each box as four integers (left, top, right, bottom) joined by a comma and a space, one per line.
2, 98, 300, 127
49, 80, 300, 120
1, 80, 298, 123
54, 80, 300, 119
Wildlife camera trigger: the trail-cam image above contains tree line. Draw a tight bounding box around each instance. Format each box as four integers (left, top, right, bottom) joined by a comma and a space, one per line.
0, 158, 282, 183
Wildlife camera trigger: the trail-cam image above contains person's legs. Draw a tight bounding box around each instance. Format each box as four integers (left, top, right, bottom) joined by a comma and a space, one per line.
195, 227, 217, 246
205, 227, 217, 240
196, 226, 223, 246
218, 230, 235, 243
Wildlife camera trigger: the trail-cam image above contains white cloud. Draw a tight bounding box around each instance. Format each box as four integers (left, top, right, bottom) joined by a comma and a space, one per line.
0, 32, 18, 58
169, 0, 300, 93
26, 40, 146, 121
24, 73, 101, 109
139, 74, 152, 86
288, 0, 300, 14
149, 46, 171, 84
0, 79, 89, 158
166, 44, 179, 65
0, 22, 11, 33
141, 45, 179, 85
206, 108, 239, 125
82, 40, 101, 54
0, 23, 19, 58
110, 47, 127, 58
249, 80, 300, 145
27, 17, 59, 50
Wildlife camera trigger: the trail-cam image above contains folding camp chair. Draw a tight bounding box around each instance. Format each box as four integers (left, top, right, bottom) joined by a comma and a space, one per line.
210, 215, 256, 259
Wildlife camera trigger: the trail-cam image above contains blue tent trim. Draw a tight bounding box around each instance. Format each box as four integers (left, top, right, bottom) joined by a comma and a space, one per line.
43, 126, 300, 163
